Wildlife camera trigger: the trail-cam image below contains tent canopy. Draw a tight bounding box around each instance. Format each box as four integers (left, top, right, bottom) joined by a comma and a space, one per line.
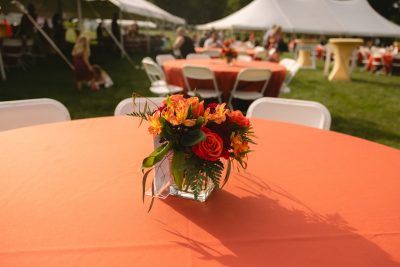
1, 0, 185, 25
109, 0, 184, 25
197, 0, 400, 38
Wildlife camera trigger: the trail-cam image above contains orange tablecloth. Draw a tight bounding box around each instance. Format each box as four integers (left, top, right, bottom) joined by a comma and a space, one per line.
1, 117, 400, 267
195, 47, 256, 58
163, 59, 286, 98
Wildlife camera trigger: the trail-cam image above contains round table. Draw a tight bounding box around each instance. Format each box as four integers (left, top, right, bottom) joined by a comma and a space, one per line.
195, 47, 256, 58
163, 59, 287, 98
328, 38, 363, 81
1, 117, 399, 267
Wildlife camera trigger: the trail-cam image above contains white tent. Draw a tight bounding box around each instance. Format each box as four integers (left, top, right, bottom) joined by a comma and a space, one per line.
197, 0, 400, 38
108, 0, 185, 25
1, 0, 185, 25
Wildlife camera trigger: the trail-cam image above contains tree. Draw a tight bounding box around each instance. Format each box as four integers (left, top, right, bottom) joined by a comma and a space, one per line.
368, 0, 400, 24
148, 0, 250, 25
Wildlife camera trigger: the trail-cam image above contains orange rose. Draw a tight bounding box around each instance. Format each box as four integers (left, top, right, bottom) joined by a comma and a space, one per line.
228, 110, 250, 127
192, 128, 223, 161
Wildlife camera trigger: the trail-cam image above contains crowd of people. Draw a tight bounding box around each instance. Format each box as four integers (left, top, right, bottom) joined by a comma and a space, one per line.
171, 25, 288, 62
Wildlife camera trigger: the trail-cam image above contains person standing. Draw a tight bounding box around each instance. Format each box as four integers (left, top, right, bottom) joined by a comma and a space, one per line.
262, 24, 277, 47
18, 3, 37, 39
111, 13, 120, 42
172, 27, 195, 59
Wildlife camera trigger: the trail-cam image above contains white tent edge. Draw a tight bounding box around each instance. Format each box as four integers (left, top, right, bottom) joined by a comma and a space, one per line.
197, 0, 400, 38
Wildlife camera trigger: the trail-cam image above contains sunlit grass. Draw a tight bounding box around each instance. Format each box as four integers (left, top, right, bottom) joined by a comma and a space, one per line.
1, 52, 399, 149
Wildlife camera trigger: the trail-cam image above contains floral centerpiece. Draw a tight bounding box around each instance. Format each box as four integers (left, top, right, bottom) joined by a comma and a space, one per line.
131, 95, 254, 211
222, 40, 238, 64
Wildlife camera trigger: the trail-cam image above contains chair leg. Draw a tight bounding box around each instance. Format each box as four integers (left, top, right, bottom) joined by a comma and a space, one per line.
227, 95, 233, 109
280, 84, 291, 94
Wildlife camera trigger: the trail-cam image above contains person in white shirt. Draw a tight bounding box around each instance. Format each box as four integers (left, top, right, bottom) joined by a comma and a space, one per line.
262, 24, 277, 47
204, 31, 223, 49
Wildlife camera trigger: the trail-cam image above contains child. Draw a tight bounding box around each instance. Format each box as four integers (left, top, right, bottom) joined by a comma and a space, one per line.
72, 35, 95, 90
92, 65, 113, 90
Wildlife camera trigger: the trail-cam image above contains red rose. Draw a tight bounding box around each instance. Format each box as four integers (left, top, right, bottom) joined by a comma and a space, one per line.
192, 128, 223, 161
229, 110, 250, 127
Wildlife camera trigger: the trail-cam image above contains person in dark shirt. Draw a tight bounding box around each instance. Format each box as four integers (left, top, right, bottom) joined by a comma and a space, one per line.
18, 3, 37, 38
172, 27, 195, 59
111, 13, 120, 41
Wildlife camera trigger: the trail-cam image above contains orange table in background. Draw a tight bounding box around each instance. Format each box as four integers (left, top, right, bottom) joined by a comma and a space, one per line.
1, 116, 400, 267
163, 59, 286, 98
195, 47, 256, 58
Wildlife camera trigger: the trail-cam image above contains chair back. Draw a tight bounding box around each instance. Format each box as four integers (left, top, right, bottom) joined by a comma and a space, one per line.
254, 46, 265, 53
182, 65, 219, 95
232, 68, 272, 95
2, 38, 24, 57
142, 57, 165, 83
247, 97, 331, 130
155, 54, 175, 67
254, 50, 267, 60
186, 53, 210, 60
279, 58, 297, 70
237, 55, 252, 62
114, 97, 164, 116
202, 49, 221, 58
279, 58, 301, 85
0, 98, 71, 131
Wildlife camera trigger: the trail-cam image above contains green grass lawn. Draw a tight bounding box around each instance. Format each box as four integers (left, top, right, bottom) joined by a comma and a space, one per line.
1, 52, 399, 149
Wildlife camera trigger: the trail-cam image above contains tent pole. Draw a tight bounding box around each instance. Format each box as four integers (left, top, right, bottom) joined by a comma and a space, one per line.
77, 0, 83, 33
12, 0, 74, 70
119, 8, 124, 58
0, 49, 6, 81
146, 17, 151, 54
86, 1, 136, 68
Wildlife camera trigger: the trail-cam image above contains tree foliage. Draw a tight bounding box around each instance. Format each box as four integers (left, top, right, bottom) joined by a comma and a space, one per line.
148, 0, 250, 24
368, 0, 400, 24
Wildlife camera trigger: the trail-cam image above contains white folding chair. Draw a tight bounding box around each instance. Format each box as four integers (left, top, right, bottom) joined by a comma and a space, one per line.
247, 97, 331, 130
392, 54, 400, 74
142, 57, 183, 96
155, 54, 175, 67
186, 53, 210, 60
2, 38, 25, 69
202, 49, 221, 58
114, 97, 164, 116
237, 55, 252, 62
182, 65, 222, 102
228, 68, 272, 109
0, 98, 71, 131
254, 50, 267, 61
279, 58, 301, 93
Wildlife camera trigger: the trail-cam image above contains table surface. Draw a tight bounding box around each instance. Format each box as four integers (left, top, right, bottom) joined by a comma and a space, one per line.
1, 116, 399, 267
163, 59, 286, 98
195, 47, 256, 56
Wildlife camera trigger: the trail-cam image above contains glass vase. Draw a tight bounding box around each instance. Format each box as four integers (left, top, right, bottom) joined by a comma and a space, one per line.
150, 137, 215, 202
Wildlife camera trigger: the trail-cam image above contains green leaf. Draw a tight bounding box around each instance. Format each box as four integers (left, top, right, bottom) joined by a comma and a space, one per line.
142, 168, 153, 203
142, 142, 172, 169
221, 159, 232, 189
181, 129, 206, 146
196, 116, 205, 126
171, 151, 186, 189
147, 180, 155, 213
